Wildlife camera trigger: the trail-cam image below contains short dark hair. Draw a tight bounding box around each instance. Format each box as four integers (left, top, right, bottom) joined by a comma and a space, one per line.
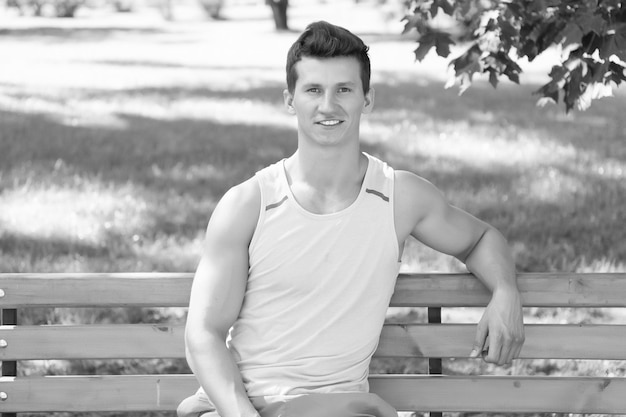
286, 21, 371, 94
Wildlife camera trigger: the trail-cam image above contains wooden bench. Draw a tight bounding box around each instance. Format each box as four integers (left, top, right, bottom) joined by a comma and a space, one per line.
0, 272, 625, 415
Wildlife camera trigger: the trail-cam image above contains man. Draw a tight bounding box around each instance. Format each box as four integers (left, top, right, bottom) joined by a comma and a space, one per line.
178, 21, 524, 417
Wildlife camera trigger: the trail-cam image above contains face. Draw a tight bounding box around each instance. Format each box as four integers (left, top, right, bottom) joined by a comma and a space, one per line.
284, 56, 374, 148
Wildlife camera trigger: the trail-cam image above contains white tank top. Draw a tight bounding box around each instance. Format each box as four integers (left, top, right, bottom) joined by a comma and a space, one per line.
228, 152, 401, 399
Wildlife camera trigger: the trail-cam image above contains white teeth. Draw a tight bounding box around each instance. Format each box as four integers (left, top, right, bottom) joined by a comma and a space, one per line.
319, 120, 341, 126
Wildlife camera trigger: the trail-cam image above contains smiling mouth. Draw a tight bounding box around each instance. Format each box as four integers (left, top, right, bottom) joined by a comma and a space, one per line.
317, 120, 343, 126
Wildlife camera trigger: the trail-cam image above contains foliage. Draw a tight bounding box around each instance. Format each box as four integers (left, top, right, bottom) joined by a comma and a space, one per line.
404, 0, 626, 112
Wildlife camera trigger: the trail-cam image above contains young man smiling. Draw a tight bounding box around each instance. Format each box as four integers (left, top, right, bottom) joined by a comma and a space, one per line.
178, 21, 525, 417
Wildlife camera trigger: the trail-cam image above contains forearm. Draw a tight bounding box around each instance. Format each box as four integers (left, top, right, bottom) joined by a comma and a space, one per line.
464, 227, 517, 293
186, 331, 259, 417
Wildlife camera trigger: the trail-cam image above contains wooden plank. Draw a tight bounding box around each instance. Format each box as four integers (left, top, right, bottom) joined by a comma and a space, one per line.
376, 324, 626, 359
370, 375, 626, 414
0, 375, 198, 412
392, 272, 626, 307
0, 273, 193, 308
0, 324, 185, 360
1, 273, 626, 308
0, 375, 625, 413
1, 324, 625, 360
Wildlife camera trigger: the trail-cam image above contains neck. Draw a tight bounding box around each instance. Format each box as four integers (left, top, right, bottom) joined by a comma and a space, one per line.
286, 144, 364, 192
283, 145, 368, 215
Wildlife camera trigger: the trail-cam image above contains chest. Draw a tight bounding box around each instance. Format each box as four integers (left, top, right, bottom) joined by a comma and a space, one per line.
288, 182, 361, 215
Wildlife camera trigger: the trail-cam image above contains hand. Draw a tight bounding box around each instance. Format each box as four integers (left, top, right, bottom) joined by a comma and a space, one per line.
470, 287, 525, 365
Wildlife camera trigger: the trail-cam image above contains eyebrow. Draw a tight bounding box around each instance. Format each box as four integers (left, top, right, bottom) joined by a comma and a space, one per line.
301, 81, 357, 88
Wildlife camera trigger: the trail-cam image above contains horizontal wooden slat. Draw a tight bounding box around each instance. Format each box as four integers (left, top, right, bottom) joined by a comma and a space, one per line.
392, 272, 626, 307
0, 273, 193, 307
1, 273, 626, 307
370, 375, 626, 413
2, 323, 625, 360
0, 324, 185, 360
376, 323, 626, 359
0, 375, 625, 413
0, 375, 198, 412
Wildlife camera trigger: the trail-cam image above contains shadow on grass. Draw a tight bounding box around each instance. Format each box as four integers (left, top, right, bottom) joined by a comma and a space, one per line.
1, 77, 624, 272
374, 78, 626, 155
75, 84, 287, 104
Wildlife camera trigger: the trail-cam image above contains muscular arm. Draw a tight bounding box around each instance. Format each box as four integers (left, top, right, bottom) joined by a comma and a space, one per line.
185, 178, 261, 417
395, 170, 524, 365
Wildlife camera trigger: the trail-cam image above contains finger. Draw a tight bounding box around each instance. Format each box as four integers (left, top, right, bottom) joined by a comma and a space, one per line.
481, 338, 490, 356
500, 339, 514, 365
512, 336, 524, 360
470, 322, 488, 358
484, 336, 503, 364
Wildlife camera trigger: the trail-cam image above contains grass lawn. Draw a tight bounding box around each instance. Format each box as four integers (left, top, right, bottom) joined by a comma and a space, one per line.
0, 0, 625, 415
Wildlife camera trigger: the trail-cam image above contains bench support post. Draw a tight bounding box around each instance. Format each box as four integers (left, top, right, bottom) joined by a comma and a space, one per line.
428, 307, 442, 417
1, 308, 17, 417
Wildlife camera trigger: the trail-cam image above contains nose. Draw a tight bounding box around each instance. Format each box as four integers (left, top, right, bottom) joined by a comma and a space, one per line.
318, 91, 338, 114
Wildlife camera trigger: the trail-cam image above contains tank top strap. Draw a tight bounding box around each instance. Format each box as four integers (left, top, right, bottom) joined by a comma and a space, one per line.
254, 159, 290, 213
362, 152, 395, 206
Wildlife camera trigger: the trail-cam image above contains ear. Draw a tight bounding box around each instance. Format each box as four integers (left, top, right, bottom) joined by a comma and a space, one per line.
283, 89, 295, 114
362, 87, 375, 114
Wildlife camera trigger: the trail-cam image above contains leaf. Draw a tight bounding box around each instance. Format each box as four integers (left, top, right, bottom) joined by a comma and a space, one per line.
519, 40, 540, 61
557, 22, 584, 48
434, 32, 455, 57
451, 44, 483, 75
600, 35, 620, 59
402, 14, 428, 35
537, 20, 567, 52
528, 0, 548, 13
548, 65, 568, 82
614, 31, 626, 60
413, 33, 436, 61
534, 80, 560, 104
499, 18, 518, 44
488, 69, 499, 88
564, 65, 584, 112
608, 62, 626, 84
413, 42, 433, 62
447, 45, 483, 95
575, 13, 606, 36
504, 68, 520, 83
437, 0, 455, 16
430, 0, 439, 18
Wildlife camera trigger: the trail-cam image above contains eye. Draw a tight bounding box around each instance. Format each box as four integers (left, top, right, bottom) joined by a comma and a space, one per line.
338, 87, 352, 93
306, 87, 321, 93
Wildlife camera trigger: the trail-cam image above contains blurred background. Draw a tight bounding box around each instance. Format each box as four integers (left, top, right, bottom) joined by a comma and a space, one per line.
1, 0, 625, 415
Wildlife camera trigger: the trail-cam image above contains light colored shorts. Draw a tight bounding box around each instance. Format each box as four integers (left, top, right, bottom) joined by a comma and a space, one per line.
176, 389, 398, 417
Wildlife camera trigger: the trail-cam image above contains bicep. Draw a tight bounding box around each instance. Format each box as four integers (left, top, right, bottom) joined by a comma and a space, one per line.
412, 201, 488, 262
396, 171, 488, 261
186, 180, 260, 339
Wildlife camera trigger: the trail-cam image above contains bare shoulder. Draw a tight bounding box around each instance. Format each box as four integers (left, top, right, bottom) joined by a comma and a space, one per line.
207, 176, 261, 245
394, 170, 448, 239
395, 170, 446, 210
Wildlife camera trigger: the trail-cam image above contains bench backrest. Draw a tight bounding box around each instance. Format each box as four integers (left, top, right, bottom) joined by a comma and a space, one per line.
0, 272, 625, 414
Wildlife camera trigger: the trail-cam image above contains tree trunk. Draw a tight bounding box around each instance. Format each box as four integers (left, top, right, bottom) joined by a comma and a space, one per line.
161, 0, 173, 21
267, 0, 288, 31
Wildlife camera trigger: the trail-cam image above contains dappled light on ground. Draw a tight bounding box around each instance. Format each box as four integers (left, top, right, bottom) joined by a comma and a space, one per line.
1, 0, 624, 276
0, 182, 147, 244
